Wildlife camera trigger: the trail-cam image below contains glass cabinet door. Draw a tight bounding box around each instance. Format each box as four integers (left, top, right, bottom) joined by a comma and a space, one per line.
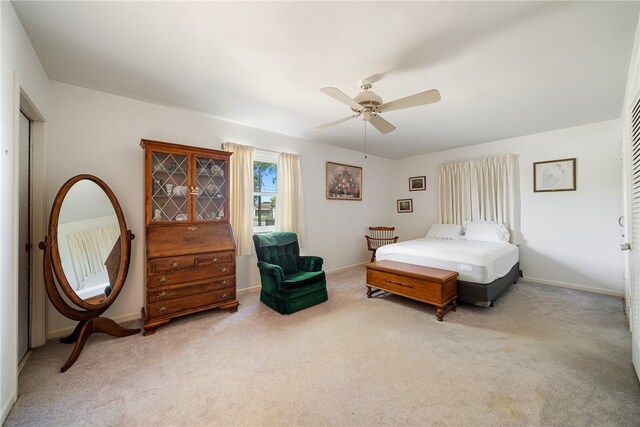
194, 156, 227, 221
150, 151, 189, 222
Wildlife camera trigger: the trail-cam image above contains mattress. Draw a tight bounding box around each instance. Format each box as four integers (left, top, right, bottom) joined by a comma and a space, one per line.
375, 238, 519, 284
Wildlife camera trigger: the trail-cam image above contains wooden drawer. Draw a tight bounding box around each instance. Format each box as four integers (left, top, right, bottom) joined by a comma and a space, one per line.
149, 251, 234, 273
147, 277, 235, 303
148, 262, 234, 287
147, 287, 235, 319
367, 269, 441, 303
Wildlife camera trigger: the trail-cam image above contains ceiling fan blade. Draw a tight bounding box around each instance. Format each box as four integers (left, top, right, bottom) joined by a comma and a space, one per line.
378, 89, 441, 113
320, 87, 363, 112
368, 114, 396, 134
313, 114, 359, 130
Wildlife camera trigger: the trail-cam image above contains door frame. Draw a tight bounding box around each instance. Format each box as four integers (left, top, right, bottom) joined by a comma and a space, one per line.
14, 83, 47, 353
622, 88, 640, 382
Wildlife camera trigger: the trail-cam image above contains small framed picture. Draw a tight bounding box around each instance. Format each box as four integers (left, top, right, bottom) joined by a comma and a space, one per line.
409, 176, 426, 191
397, 198, 413, 213
534, 158, 576, 192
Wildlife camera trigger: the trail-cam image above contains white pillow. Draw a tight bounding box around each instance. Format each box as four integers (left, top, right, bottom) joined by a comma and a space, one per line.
425, 223, 463, 240
463, 222, 510, 243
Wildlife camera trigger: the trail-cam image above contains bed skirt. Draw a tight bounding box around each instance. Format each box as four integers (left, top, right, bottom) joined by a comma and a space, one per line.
457, 262, 521, 306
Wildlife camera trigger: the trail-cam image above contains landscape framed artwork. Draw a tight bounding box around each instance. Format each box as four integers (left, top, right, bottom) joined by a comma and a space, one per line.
533, 158, 576, 192
326, 161, 362, 200
397, 198, 413, 213
409, 176, 426, 191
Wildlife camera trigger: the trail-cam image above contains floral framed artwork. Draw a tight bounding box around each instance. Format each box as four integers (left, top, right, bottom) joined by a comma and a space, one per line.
533, 158, 576, 192
326, 161, 362, 200
409, 176, 426, 191
397, 198, 413, 213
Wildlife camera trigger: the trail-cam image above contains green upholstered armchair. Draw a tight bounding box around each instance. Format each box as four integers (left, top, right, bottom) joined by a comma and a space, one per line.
253, 232, 328, 314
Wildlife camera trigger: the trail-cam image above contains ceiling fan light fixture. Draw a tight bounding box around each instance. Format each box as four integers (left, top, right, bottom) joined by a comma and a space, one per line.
353, 89, 383, 111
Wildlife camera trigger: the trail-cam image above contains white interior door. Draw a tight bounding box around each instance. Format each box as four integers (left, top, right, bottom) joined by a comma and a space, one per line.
629, 96, 640, 379
18, 111, 31, 363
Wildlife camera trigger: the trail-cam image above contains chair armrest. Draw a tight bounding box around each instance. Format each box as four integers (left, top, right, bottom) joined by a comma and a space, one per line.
298, 256, 324, 272
256, 261, 285, 283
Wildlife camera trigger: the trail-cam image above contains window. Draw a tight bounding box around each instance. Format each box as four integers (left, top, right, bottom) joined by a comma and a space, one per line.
253, 150, 278, 233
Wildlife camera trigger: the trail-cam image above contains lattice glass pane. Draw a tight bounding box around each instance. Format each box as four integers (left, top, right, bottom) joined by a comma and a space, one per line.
151, 152, 189, 222
195, 156, 226, 220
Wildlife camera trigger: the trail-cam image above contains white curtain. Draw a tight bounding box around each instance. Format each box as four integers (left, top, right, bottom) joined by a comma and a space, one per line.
439, 154, 520, 243
222, 142, 254, 256
66, 224, 119, 289
276, 152, 307, 247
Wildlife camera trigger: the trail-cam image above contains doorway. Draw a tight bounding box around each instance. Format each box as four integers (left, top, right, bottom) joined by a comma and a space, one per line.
18, 110, 32, 365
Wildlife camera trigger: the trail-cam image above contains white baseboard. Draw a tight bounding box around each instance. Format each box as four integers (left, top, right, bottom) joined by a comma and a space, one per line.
237, 284, 261, 294
1, 391, 17, 425
235, 261, 367, 292
46, 311, 142, 341
631, 337, 640, 380
326, 261, 368, 273
18, 350, 32, 374
523, 276, 624, 297
45, 287, 265, 340
633, 337, 640, 383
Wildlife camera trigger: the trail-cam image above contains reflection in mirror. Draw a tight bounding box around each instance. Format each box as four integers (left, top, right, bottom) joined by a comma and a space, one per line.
57, 180, 120, 304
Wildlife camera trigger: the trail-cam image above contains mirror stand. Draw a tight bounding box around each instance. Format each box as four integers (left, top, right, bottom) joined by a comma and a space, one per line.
40, 232, 139, 372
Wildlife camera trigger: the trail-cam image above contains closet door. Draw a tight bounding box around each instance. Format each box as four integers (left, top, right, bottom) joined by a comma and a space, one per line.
629, 94, 640, 379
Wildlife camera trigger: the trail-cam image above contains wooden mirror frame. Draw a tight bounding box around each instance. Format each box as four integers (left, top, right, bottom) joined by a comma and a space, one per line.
39, 174, 139, 372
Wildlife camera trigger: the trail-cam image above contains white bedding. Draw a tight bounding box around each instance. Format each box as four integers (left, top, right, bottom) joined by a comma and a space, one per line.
75, 270, 109, 300
375, 238, 519, 284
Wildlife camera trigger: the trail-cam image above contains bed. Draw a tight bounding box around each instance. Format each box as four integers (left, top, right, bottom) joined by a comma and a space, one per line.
374, 223, 521, 306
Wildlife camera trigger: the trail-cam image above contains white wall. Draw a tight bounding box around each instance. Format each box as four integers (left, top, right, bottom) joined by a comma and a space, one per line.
392, 119, 623, 296
0, 2, 50, 423
45, 81, 394, 336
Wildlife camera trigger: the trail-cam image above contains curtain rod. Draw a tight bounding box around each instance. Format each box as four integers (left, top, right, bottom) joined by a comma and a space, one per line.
255, 147, 282, 155
221, 142, 296, 156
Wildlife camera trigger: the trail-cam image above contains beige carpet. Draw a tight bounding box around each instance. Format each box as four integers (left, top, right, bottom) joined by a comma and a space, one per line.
5, 266, 640, 426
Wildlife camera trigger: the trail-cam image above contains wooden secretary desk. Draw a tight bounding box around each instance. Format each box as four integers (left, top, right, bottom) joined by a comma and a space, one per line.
140, 139, 238, 335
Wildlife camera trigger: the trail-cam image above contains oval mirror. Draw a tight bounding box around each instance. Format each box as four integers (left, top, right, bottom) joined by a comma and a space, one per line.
41, 174, 139, 372
50, 175, 129, 309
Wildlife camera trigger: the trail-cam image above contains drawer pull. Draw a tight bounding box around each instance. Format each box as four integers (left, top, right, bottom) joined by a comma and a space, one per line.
156, 291, 170, 299
158, 276, 168, 284
220, 280, 228, 286
212, 257, 218, 263
171, 262, 180, 268
157, 306, 168, 314
188, 226, 198, 231
220, 267, 229, 273
222, 293, 229, 299
386, 279, 413, 289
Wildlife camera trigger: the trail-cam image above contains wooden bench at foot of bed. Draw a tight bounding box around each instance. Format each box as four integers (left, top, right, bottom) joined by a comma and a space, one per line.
365, 260, 458, 321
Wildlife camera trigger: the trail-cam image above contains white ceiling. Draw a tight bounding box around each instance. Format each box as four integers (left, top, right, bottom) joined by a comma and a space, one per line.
12, 1, 640, 159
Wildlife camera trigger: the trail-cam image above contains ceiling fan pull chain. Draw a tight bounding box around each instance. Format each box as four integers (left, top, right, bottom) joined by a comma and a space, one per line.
364, 120, 368, 159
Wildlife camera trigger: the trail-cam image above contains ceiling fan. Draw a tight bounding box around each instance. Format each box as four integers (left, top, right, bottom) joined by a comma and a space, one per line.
314, 79, 441, 134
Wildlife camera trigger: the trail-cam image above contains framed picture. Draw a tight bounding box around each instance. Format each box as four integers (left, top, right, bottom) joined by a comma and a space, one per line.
397, 198, 413, 213
533, 158, 576, 192
326, 161, 362, 200
409, 176, 426, 191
